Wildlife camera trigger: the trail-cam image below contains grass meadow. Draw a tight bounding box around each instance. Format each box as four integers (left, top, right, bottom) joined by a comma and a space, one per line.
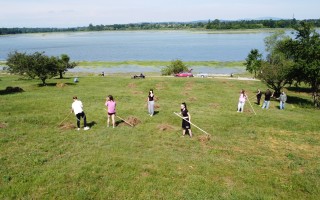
0, 74, 319, 199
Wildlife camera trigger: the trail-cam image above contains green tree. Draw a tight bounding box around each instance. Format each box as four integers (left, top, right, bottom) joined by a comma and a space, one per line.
256, 31, 294, 97
244, 49, 262, 78
6, 51, 58, 85
284, 22, 320, 107
161, 60, 188, 75
259, 53, 294, 97
57, 54, 77, 79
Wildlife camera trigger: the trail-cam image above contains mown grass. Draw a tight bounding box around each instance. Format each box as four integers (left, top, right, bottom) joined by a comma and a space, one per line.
0, 75, 319, 199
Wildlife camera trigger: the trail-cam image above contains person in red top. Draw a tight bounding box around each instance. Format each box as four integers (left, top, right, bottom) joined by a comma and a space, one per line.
105, 95, 116, 128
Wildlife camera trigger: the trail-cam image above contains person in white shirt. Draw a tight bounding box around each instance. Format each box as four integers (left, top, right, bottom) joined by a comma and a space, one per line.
71, 96, 89, 130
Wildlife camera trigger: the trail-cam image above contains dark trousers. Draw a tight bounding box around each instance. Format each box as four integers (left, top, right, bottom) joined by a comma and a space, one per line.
76, 112, 87, 128
257, 97, 261, 105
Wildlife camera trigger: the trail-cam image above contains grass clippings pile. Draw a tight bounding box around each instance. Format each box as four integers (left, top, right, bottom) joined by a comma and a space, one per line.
56, 83, 67, 88
117, 116, 141, 127
156, 82, 166, 90
157, 123, 177, 132
132, 91, 143, 95
59, 122, 76, 130
209, 103, 220, 109
127, 83, 136, 88
184, 82, 194, 91
0, 122, 7, 128
188, 97, 197, 102
198, 135, 211, 144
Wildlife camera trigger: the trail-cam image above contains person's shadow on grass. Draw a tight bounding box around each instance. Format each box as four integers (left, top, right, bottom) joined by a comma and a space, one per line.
87, 121, 97, 128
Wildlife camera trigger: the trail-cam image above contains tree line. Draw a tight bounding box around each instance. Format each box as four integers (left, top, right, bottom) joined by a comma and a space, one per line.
1, 19, 320, 35
245, 22, 320, 107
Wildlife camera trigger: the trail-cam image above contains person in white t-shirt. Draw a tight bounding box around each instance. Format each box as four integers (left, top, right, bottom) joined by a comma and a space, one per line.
71, 96, 89, 130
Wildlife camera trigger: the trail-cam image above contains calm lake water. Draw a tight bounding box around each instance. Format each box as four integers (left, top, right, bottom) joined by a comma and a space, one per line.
0, 30, 273, 73
0, 31, 271, 61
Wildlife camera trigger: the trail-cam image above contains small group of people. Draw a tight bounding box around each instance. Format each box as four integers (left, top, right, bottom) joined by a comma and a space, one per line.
237, 89, 288, 113
70, 89, 193, 137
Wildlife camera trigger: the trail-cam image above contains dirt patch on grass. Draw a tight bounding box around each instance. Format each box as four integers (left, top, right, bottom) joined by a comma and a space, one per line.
188, 97, 197, 102
117, 116, 141, 127
128, 83, 136, 88
243, 109, 253, 113
59, 122, 76, 130
0, 122, 7, 128
209, 103, 220, 109
156, 82, 166, 90
184, 82, 194, 91
132, 91, 143, 95
157, 123, 176, 131
56, 83, 67, 88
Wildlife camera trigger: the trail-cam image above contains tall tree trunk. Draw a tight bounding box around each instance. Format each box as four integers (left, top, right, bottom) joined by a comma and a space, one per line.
41, 78, 46, 86
59, 70, 63, 79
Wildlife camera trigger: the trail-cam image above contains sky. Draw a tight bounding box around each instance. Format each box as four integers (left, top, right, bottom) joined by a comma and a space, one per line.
1, 0, 319, 28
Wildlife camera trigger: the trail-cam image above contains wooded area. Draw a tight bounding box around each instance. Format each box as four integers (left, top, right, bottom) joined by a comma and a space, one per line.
1, 19, 320, 35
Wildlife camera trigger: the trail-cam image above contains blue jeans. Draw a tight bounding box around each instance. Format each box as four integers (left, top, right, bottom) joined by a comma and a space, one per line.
280, 101, 285, 110
148, 101, 154, 115
262, 100, 270, 109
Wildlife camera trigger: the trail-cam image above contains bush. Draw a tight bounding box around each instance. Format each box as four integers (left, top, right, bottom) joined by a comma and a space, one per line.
161, 59, 188, 75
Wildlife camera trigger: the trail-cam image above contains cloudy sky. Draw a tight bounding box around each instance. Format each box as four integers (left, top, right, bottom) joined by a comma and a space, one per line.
1, 0, 319, 27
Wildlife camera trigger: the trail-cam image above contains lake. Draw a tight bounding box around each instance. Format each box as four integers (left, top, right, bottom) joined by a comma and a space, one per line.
0, 30, 273, 73
0, 31, 271, 62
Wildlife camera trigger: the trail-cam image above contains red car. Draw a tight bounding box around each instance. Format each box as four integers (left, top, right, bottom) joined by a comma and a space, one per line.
175, 69, 193, 77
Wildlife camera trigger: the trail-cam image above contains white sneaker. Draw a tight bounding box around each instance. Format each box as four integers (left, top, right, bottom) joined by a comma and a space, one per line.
77, 128, 80, 131
83, 127, 90, 130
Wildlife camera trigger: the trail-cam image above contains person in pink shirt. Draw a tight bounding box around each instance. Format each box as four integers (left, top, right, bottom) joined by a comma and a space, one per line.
237, 89, 247, 112
105, 95, 116, 128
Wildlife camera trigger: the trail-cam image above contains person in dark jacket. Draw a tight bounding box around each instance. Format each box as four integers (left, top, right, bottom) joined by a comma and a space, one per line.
262, 89, 273, 109
256, 89, 262, 105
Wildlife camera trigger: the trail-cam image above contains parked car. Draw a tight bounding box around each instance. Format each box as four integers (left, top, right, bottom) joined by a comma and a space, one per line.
195, 73, 209, 78
132, 73, 145, 79
175, 69, 193, 77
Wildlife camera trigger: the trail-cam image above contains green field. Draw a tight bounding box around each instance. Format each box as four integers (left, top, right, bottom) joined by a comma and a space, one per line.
0, 74, 319, 199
